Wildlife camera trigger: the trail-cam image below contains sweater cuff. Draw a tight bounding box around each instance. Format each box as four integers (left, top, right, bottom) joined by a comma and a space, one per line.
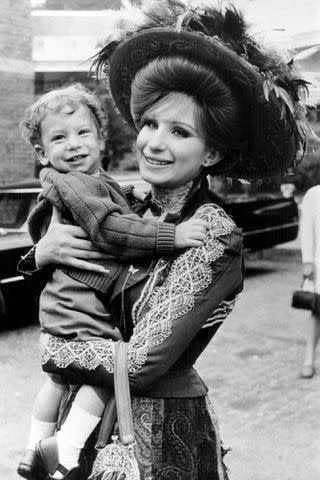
156, 222, 176, 255
121, 184, 134, 197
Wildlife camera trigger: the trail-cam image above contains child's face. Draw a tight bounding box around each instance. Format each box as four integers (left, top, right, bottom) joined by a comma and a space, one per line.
36, 104, 105, 174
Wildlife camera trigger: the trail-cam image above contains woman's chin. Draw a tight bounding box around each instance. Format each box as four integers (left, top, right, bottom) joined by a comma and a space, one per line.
139, 166, 171, 187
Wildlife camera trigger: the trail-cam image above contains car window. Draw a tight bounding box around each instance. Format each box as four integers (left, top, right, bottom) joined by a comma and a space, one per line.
0, 191, 37, 229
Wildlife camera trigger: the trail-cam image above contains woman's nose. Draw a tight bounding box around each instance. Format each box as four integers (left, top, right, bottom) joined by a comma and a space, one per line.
147, 129, 166, 151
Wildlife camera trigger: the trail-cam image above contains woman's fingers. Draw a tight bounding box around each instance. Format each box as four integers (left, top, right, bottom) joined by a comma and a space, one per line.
66, 258, 109, 274
71, 247, 108, 260
50, 223, 90, 239
35, 219, 106, 268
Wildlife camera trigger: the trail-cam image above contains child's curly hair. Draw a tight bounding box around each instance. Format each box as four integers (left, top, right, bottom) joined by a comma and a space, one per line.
21, 83, 108, 147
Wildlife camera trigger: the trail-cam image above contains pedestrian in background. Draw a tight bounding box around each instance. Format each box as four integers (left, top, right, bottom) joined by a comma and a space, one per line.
299, 186, 320, 378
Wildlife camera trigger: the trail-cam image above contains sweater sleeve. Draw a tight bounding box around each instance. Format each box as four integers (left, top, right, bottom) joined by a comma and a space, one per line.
300, 188, 316, 263
46, 171, 175, 259
40, 204, 244, 390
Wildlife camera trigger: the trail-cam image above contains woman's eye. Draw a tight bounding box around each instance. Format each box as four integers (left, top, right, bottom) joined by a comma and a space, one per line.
79, 129, 90, 135
172, 128, 189, 138
142, 119, 157, 130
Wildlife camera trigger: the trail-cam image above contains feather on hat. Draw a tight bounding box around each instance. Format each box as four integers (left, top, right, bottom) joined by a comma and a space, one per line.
93, 0, 313, 179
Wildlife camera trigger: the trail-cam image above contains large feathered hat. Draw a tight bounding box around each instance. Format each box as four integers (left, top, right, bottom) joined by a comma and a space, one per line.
93, 0, 312, 179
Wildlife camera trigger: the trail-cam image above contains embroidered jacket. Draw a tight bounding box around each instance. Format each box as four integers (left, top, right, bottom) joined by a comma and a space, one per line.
36, 176, 244, 398
28, 167, 176, 293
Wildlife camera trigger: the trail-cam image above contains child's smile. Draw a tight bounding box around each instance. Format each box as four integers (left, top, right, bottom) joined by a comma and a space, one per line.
37, 104, 105, 175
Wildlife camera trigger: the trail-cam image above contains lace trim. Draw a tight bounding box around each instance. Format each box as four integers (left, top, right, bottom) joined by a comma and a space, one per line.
40, 337, 115, 371
128, 204, 235, 373
151, 180, 193, 214
90, 437, 140, 480
41, 204, 235, 373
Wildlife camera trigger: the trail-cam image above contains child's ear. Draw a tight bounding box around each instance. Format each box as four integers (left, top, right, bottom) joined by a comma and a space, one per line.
34, 144, 49, 166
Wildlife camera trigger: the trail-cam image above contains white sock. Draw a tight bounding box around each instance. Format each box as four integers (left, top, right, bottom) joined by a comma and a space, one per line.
55, 403, 101, 475
25, 417, 56, 450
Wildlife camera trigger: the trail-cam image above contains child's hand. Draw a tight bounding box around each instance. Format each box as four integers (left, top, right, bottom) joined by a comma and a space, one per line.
175, 219, 209, 248
132, 186, 147, 201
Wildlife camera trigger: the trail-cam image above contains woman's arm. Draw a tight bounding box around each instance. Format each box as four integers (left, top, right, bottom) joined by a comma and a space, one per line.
41, 204, 243, 389
18, 207, 109, 275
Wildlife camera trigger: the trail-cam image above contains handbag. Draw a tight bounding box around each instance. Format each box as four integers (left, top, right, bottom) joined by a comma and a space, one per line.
89, 341, 140, 480
291, 277, 320, 313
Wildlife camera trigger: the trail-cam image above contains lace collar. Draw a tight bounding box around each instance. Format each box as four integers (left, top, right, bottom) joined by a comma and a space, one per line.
149, 181, 194, 216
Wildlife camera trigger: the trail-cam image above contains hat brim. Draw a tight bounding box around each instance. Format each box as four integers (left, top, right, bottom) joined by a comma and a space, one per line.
108, 27, 296, 178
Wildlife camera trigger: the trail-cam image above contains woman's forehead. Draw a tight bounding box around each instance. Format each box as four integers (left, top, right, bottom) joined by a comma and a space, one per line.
145, 92, 198, 123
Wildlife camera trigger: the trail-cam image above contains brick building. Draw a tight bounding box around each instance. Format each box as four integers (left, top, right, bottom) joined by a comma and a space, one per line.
0, 0, 34, 185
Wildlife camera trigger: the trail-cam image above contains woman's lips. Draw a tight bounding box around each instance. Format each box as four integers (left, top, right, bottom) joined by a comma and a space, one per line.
144, 156, 172, 166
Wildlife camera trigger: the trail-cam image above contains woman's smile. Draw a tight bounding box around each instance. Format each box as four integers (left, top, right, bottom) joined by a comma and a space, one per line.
144, 155, 172, 167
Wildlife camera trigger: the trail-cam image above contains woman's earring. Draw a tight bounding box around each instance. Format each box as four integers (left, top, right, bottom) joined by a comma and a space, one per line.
202, 151, 222, 167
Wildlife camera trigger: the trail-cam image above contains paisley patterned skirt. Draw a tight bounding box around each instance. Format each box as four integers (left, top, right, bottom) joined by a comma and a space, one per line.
129, 396, 229, 480
59, 391, 229, 480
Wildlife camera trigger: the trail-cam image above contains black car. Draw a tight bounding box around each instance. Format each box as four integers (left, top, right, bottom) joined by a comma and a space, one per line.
224, 192, 299, 252
0, 176, 299, 326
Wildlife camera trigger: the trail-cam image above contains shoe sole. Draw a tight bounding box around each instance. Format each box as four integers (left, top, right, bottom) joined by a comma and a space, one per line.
17, 463, 47, 480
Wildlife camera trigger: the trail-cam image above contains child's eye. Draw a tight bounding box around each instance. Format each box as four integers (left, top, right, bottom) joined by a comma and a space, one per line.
79, 128, 91, 135
52, 134, 65, 141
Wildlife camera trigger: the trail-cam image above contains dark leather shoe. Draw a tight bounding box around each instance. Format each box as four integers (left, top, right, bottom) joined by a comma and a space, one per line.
37, 437, 81, 480
17, 449, 46, 479
300, 364, 315, 378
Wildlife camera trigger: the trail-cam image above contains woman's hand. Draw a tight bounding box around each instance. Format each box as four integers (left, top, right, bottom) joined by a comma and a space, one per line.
35, 207, 109, 273
302, 262, 315, 281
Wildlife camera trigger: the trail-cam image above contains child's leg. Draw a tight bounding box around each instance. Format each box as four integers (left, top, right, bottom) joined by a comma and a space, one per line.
54, 385, 110, 476
26, 374, 66, 450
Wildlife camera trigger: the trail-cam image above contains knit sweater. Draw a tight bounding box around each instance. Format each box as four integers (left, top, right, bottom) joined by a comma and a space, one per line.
28, 168, 175, 293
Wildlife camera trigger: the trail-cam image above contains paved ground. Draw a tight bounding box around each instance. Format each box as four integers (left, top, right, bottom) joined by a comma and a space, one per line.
0, 246, 319, 480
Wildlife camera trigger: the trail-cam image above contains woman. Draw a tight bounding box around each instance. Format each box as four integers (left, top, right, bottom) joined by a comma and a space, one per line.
19, 1, 310, 479
299, 186, 320, 378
